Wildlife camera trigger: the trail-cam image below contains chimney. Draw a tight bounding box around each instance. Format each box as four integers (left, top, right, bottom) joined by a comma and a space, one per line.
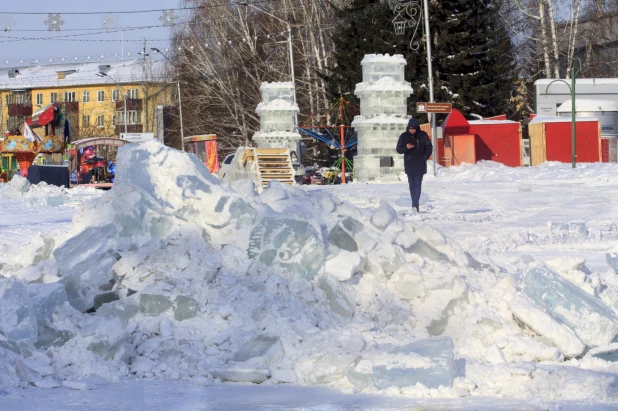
8, 69, 19, 79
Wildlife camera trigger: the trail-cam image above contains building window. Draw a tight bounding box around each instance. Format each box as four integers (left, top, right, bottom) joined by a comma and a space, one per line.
36, 93, 43, 105
97, 90, 105, 102
116, 110, 141, 125
112, 114, 116, 125
82, 115, 90, 127
50, 92, 57, 103
112, 90, 119, 101
82, 91, 90, 103
64, 92, 75, 102
127, 89, 139, 99
97, 115, 104, 128
5, 95, 9, 106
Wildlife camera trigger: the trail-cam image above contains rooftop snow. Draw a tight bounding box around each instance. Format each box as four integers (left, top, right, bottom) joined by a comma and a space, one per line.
0, 60, 169, 90
529, 116, 599, 124
556, 99, 618, 113
469, 120, 519, 125
534, 78, 618, 86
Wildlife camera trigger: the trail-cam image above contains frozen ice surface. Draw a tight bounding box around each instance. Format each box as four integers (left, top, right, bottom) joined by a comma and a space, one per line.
27, 283, 67, 325
588, 344, 618, 362
371, 337, 456, 390
328, 225, 358, 252
139, 294, 172, 316
232, 336, 279, 362
346, 358, 373, 390
524, 266, 618, 347
317, 276, 355, 318
54, 224, 119, 312
247, 217, 325, 280
370, 202, 397, 231
0, 279, 38, 342
95, 300, 138, 322
174, 296, 197, 322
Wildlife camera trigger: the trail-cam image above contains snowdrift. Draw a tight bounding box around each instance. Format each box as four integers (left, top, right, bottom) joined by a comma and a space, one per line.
2, 141, 618, 400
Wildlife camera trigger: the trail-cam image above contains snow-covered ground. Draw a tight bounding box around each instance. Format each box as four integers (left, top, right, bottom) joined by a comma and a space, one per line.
3, 143, 618, 409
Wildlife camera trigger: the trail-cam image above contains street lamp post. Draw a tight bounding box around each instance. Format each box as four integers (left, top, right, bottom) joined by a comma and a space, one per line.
98, 72, 127, 134
544, 59, 588, 169
151, 48, 185, 152
421, 0, 437, 177
235, 1, 301, 160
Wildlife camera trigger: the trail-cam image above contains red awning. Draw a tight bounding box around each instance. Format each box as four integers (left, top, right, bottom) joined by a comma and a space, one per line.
27, 104, 55, 128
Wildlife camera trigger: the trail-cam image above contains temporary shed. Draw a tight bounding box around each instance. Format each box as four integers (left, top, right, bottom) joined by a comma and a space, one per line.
439, 109, 522, 167
556, 99, 618, 162
528, 116, 601, 166
468, 119, 523, 167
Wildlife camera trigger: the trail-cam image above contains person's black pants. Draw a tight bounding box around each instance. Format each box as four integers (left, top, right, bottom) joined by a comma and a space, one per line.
407, 174, 424, 209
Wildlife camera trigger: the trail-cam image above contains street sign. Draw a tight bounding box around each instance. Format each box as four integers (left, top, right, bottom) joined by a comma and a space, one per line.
120, 133, 155, 143
416, 102, 453, 113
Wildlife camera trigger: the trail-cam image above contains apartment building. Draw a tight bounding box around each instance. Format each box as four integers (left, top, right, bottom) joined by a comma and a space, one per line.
0, 59, 172, 140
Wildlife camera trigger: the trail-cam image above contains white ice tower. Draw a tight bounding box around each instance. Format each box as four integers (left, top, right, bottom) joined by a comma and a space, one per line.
352, 54, 413, 182
252, 82, 301, 153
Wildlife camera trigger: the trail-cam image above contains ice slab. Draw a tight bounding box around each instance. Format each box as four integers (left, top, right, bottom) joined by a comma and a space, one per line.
587, 343, 618, 362
403, 238, 452, 264
317, 276, 355, 318
509, 295, 585, 357
232, 335, 279, 362
371, 337, 456, 390
34, 325, 74, 350
93, 292, 120, 310
524, 266, 618, 347
95, 300, 139, 322
27, 283, 67, 326
139, 294, 172, 316
328, 225, 358, 252
370, 202, 397, 231
174, 296, 198, 322
0, 279, 38, 342
210, 368, 270, 383
54, 224, 119, 312
248, 217, 325, 280
607, 249, 618, 274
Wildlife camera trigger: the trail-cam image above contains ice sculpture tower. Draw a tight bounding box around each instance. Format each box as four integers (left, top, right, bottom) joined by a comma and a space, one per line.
352, 54, 413, 182
252, 82, 301, 153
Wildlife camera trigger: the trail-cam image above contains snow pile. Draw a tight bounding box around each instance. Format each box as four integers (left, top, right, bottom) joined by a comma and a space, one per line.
0, 175, 71, 206
2, 141, 618, 401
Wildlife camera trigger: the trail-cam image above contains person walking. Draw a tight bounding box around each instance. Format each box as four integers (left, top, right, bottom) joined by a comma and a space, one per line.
396, 118, 433, 213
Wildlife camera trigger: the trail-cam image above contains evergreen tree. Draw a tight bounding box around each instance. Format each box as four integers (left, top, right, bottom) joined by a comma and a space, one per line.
428, 0, 516, 118
327, 0, 516, 119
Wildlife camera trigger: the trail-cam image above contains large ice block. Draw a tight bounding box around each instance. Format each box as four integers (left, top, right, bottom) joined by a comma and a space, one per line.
139, 294, 172, 316
232, 335, 279, 362
27, 283, 68, 326
317, 276, 355, 318
371, 337, 456, 389
174, 296, 197, 321
328, 225, 358, 252
524, 267, 618, 347
54, 224, 119, 312
247, 217, 325, 280
0, 279, 38, 342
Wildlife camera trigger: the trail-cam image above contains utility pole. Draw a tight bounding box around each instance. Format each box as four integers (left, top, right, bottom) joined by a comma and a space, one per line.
422, 0, 437, 176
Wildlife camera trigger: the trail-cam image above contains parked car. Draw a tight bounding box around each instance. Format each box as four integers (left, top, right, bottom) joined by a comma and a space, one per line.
218, 153, 235, 180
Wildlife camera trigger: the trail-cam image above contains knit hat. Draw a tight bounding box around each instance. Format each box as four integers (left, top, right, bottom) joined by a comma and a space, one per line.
407, 118, 419, 129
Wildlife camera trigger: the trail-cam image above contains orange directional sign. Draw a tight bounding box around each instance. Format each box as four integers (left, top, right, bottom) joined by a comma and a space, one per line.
416, 102, 453, 113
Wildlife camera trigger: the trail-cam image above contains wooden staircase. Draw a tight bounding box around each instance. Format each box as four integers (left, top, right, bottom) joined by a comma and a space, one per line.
242, 148, 295, 188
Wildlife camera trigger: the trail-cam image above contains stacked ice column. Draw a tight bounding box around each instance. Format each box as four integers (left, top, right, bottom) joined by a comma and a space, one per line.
352, 54, 413, 182
252, 82, 301, 152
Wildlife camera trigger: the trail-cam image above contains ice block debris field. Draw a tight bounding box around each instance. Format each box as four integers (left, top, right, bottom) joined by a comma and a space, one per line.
2, 140, 618, 400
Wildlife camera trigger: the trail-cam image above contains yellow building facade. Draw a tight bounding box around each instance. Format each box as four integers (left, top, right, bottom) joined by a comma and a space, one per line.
0, 59, 173, 140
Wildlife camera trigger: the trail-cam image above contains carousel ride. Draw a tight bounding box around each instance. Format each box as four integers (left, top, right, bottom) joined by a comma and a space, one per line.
297, 97, 359, 184
0, 103, 65, 182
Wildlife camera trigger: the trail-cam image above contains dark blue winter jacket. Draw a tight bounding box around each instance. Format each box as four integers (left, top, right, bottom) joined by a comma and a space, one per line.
396, 118, 433, 176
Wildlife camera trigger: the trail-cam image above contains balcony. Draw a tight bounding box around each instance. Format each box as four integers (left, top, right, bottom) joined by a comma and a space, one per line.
116, 98, 142, 111
115, 124, 143, 134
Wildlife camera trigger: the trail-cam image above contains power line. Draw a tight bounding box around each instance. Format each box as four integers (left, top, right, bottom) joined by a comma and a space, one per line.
0, 2, 272, 16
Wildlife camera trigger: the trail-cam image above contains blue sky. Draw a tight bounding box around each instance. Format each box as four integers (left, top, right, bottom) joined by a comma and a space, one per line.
0, 1, 182, 66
